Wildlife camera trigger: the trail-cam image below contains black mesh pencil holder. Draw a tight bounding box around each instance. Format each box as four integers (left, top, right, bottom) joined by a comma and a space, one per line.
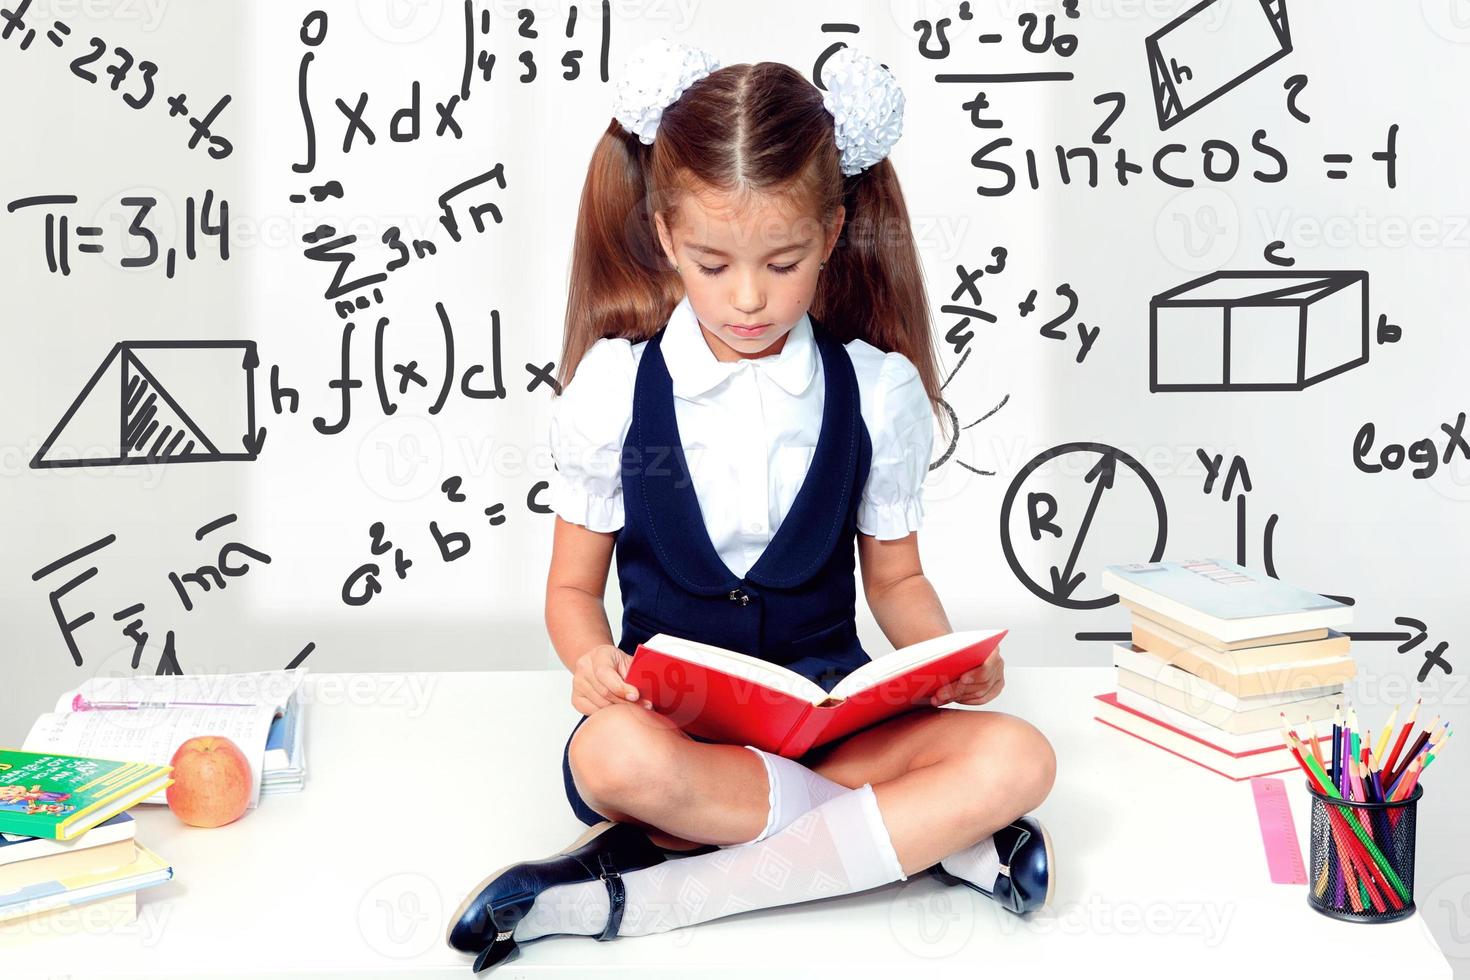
1306, 780, 1422, 923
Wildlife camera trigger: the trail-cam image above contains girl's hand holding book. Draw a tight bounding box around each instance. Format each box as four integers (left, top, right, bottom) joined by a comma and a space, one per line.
929, 649, 1006, 707
572, 644, 655, 716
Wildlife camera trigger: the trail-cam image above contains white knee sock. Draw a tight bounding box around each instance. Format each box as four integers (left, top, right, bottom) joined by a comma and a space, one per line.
511, 748, 841, 941
939, 834, 1000, 889
738, 745, 850, 844
744, 746, 1003, 891
512, 783, 906, 941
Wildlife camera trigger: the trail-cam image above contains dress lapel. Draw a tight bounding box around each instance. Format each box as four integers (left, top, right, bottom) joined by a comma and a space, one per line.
630, 319, 859, 595
746, 322, 861, 589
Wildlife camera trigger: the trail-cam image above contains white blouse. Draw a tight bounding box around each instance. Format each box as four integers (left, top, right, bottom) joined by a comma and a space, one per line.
548, 296, 934, 578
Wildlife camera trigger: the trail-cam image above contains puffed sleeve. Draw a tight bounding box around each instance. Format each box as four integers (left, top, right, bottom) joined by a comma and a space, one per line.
547, 338, 636, 532
856, 351, 934, 540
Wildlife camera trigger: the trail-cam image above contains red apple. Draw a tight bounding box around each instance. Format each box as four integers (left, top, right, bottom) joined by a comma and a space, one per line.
166, 736, 252, 828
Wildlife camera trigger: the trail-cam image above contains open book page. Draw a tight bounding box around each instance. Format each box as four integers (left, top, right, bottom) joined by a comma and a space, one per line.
829, 629, 1006, 700
644, 634, 828, 703
21, 704, 277, 807
54, 669, 306, 715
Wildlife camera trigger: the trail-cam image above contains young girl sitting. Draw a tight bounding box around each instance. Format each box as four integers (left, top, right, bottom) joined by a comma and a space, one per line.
447, 37, 1057, 973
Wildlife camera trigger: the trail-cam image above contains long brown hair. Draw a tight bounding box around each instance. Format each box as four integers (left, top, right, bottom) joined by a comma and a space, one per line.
558, 59, 949, 446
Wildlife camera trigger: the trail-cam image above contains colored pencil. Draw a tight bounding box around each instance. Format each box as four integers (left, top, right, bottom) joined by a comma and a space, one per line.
1382, 698, 1422, 778
1332, 705, 1343, 785
1388, 721, 1436, 789
1374, 705, 1398, 763
1306, 715, 1325, 770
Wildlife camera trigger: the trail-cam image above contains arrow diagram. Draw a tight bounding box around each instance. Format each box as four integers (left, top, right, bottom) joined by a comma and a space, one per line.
1048, 451, 1117, 601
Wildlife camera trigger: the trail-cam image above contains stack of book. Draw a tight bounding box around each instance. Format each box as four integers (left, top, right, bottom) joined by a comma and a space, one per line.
0, 750, 175, 942
1094, 558, 1356, 781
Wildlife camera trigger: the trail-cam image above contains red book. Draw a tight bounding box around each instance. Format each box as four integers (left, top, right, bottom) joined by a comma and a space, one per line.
624, 629, 1007, 758
1092, 692, 1330, 781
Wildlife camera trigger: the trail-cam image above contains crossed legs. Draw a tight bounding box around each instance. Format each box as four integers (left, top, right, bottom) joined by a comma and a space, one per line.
567, 700, 1057, 877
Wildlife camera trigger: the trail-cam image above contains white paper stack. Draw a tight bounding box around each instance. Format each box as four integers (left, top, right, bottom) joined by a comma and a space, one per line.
260, 683, 307, 796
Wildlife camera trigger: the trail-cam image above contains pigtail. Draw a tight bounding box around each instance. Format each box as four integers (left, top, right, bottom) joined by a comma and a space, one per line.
558, 121, 682, 390
816, 159, 954, 450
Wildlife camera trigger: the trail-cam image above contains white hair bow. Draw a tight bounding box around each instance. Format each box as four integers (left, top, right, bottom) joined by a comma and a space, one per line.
611, 37, 723, 146
819, 45, 906, 177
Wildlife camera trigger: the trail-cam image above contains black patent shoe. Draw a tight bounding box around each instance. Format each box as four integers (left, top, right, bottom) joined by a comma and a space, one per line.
445, 820, 671, 972
930, 814, 1055, 915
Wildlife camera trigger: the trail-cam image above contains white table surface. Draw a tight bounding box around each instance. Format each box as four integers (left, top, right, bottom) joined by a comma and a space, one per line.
5, 667, 1452, 978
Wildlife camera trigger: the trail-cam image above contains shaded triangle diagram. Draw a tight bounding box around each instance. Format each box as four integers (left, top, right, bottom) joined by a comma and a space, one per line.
32, 341, 259, 468
121, 351, 218, 461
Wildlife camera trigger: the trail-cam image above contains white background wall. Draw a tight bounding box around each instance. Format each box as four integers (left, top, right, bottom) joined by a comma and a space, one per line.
2, 0, 1467, 968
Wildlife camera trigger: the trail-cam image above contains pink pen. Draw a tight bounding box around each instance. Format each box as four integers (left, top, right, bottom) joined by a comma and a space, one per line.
73, 694, 255, 711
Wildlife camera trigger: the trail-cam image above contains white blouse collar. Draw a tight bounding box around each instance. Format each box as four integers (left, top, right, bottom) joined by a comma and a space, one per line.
662, 295, 818, 400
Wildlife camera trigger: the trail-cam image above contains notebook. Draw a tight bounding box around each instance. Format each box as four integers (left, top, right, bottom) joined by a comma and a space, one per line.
0, 751, 171, 841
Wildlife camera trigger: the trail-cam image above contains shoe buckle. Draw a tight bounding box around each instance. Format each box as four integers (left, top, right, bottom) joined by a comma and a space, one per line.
597, 852, 621, 882
997, 863, 1011, 879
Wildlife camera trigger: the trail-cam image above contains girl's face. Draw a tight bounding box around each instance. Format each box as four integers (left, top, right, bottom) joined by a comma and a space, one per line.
655, 188, 844, 363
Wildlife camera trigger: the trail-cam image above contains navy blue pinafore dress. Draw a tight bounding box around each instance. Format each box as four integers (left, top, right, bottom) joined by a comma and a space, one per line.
561, 315, 874, 826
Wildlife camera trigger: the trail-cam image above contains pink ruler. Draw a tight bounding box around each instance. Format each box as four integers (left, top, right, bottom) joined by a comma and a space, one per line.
1251, 776, 1306, 884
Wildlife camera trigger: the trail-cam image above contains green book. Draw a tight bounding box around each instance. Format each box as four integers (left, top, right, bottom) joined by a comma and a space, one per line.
0, 748, 173, 841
